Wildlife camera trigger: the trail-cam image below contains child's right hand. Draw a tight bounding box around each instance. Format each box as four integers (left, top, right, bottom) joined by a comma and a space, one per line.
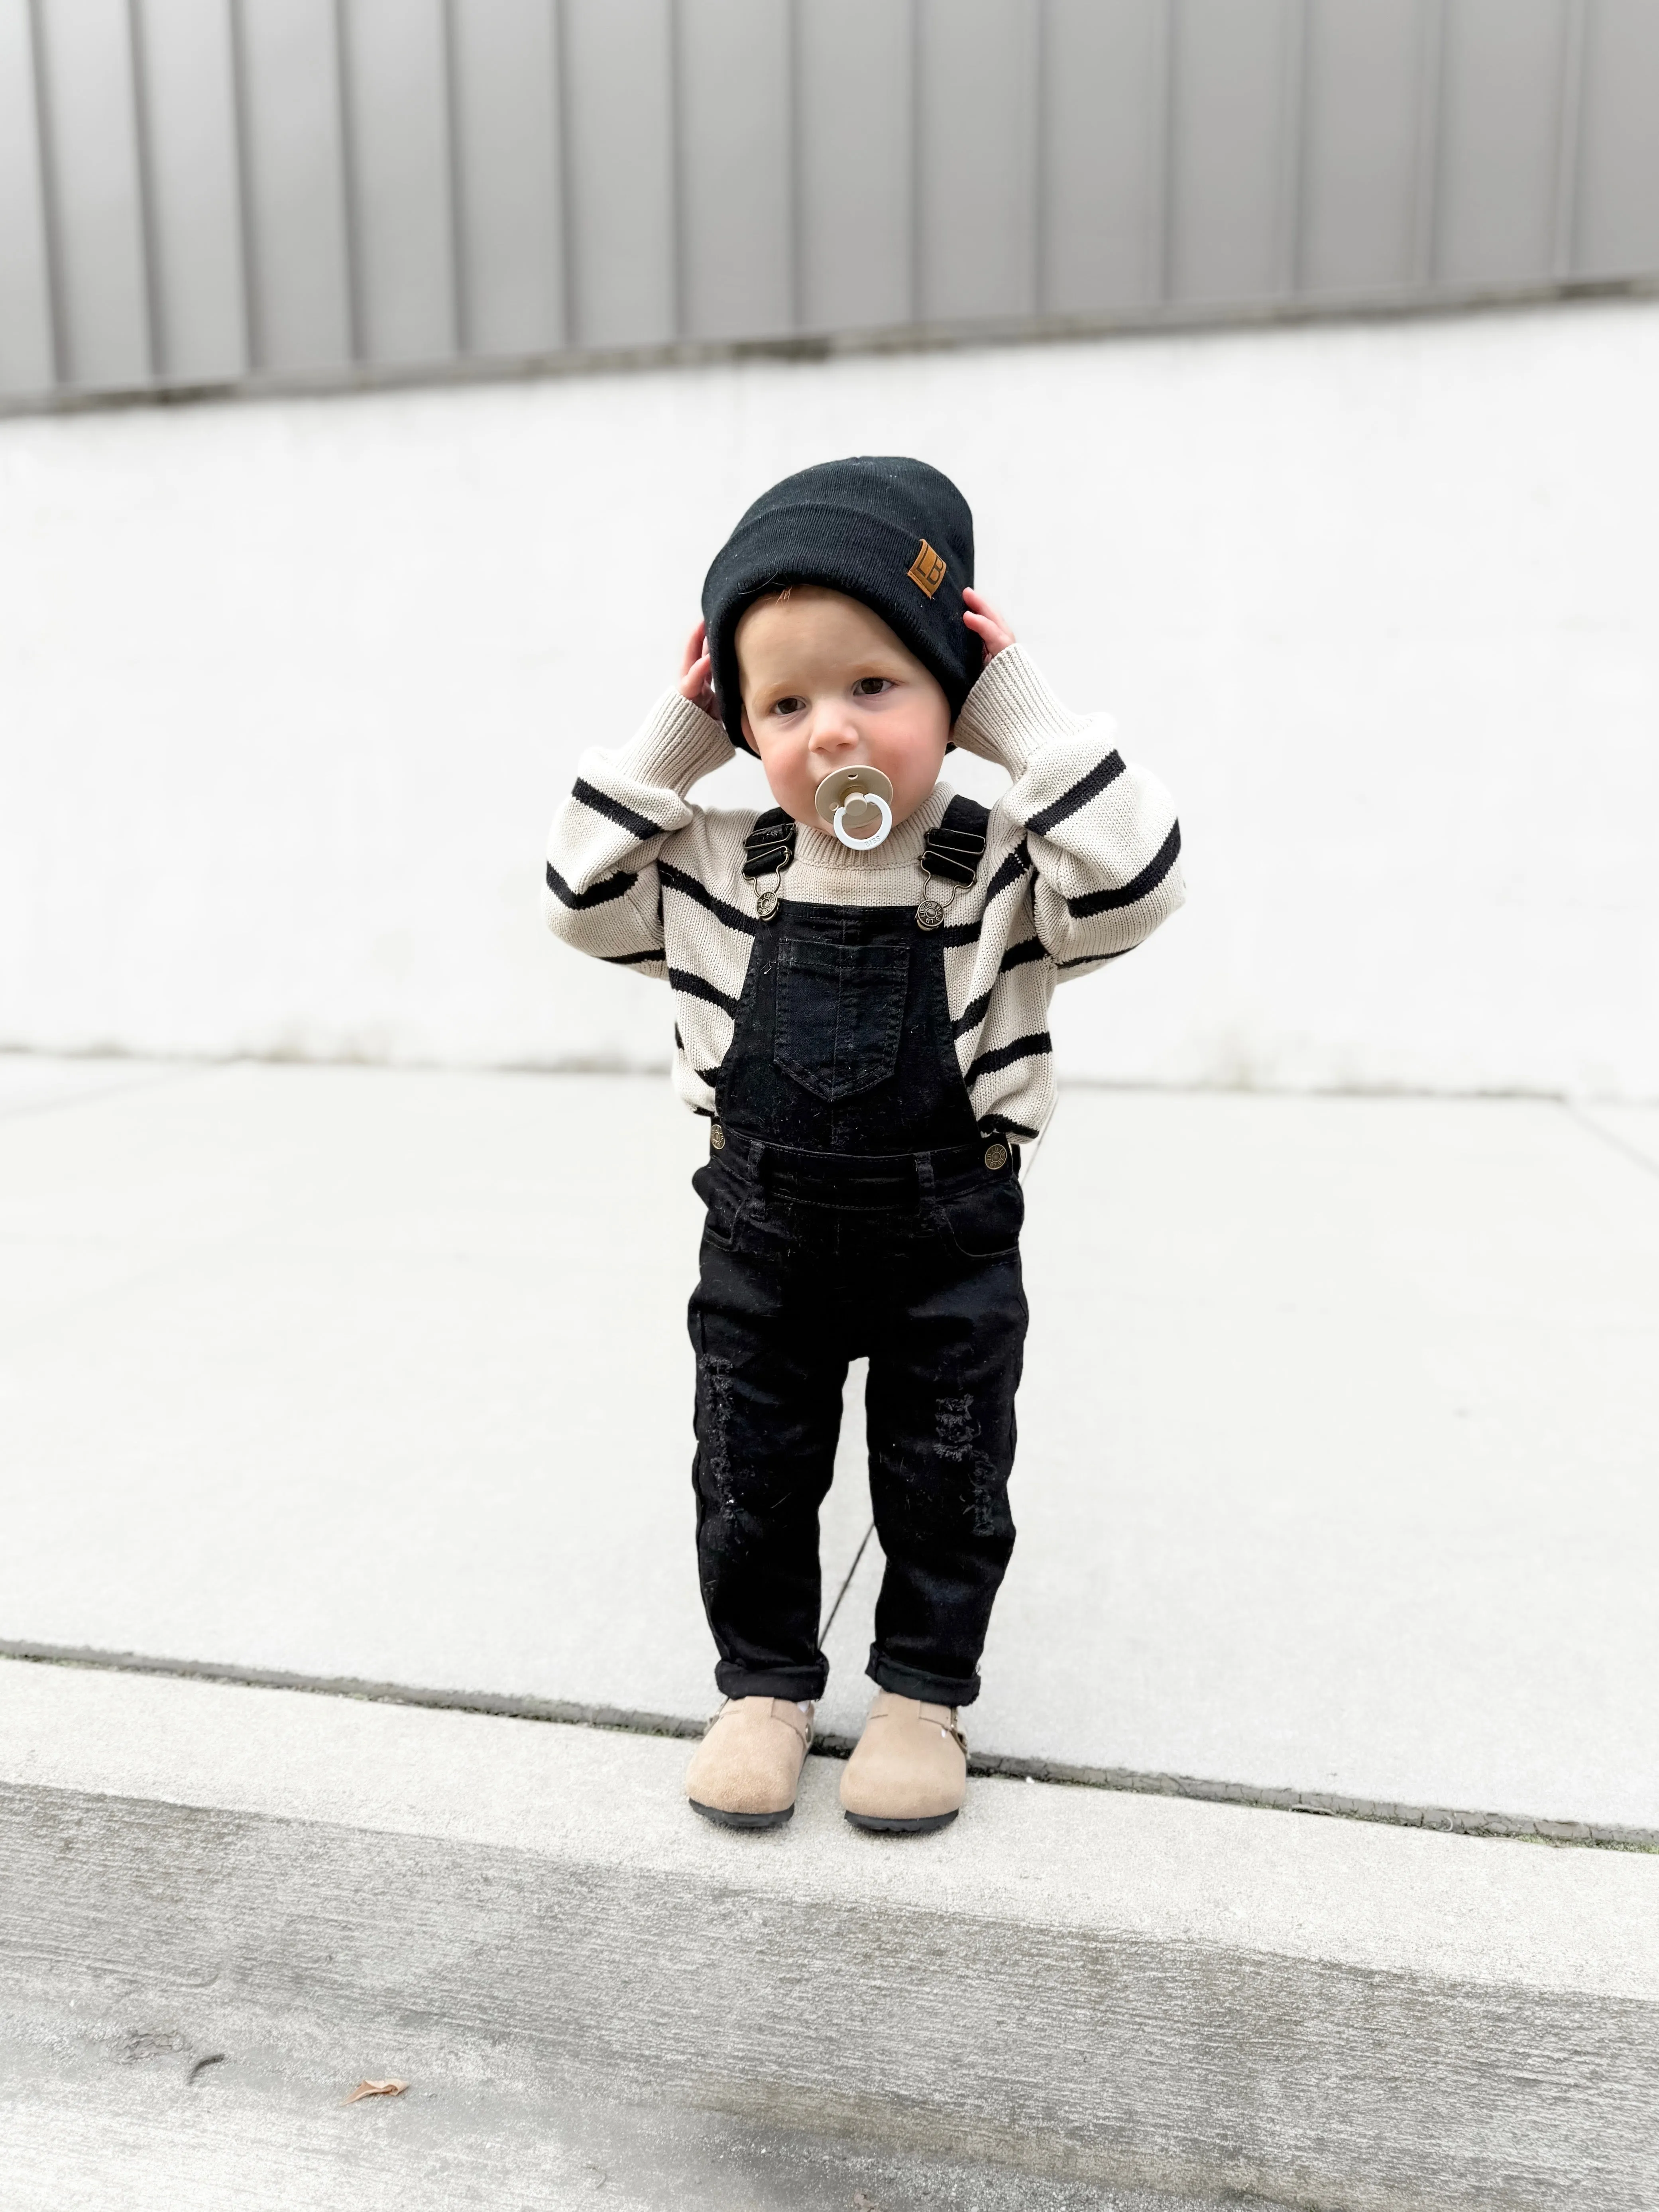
678, 621, 720, 721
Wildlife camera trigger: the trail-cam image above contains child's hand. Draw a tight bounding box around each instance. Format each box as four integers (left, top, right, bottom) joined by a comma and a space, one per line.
678, 620, 720, 720
962, 588, 1016, 661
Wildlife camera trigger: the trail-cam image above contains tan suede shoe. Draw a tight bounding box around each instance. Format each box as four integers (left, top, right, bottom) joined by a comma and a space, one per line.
840, 1691, 967, 1834
684, 1696, 813, 1829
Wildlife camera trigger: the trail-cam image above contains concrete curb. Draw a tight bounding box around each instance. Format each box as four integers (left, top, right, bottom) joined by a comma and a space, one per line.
2, 1659, 1656, 2212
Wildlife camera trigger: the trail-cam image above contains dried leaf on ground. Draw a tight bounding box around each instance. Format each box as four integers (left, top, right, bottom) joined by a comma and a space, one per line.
852, 2195, 883, 2210
343, 2078, 408, 2105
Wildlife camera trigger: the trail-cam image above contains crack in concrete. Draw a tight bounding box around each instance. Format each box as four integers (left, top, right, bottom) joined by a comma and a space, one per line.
2, 1638, 1651, 1852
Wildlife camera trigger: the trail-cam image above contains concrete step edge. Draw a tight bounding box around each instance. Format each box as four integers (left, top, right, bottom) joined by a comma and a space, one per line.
2, 1659, 1656, 2212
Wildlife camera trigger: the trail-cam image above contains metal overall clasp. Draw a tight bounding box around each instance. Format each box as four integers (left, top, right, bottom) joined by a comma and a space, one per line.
915, 877, 957, 932
741, 812, 799, 924
916, 815, 988, 929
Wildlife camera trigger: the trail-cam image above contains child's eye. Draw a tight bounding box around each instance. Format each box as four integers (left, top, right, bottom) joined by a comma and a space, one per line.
771, 696, 808, 716
851, 677, 892, 697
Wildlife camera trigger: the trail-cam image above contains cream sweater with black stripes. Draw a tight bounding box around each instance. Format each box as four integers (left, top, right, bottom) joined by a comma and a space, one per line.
543, 645, 1183, 1143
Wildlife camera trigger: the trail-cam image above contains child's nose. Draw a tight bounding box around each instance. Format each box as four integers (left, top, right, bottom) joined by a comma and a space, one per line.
810, 709, 860, 755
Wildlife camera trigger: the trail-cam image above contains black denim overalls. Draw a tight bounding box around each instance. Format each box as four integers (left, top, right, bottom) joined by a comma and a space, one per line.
687, 801, 1028, 1709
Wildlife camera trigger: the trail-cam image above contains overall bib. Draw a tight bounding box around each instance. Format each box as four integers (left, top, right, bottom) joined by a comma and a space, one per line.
688, 808, 1028, 1709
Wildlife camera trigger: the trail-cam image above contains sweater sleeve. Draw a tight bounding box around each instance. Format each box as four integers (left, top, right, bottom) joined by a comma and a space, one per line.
543, 689, 734, 973
953, 645, 1185, 977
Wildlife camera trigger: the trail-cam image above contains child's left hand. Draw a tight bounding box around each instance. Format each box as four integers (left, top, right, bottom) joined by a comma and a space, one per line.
677, 619, 721, 721
962, 588, 1016, 661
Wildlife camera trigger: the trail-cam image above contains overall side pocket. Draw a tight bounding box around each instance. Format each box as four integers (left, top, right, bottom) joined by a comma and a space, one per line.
692, 1153, 753, 1249
934, 1172, 1026, 1260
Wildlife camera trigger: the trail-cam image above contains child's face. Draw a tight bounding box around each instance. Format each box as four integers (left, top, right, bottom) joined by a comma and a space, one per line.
736, 587, 951, 831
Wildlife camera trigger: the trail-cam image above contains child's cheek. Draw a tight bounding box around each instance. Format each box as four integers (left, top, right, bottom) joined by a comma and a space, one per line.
761, 739, 814, 822
882, 716, 947, 815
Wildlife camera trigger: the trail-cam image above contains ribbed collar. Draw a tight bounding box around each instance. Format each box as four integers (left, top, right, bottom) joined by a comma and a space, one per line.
788, 781, 954, 877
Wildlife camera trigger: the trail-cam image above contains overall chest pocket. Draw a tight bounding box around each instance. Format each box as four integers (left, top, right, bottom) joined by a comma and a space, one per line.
774, 938, 910, 1102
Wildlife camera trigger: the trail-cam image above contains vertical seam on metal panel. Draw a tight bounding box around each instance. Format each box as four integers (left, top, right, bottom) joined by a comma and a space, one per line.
1276, 0, 1309, 300
333, 0, 363, 361
666, 0, 685, 340
784, 0, 802, 332
1410, 0, 1446, 288
226, 0, 259, 372
440, 0, 466, 353
1152, 0, 1175, 303
908, 0, 922, 322
1552, 0, 1588, 280
550, 0, 574, 349
125, 0, 162, 379
1029, 0, 1047, 317
25, 0, 67, 386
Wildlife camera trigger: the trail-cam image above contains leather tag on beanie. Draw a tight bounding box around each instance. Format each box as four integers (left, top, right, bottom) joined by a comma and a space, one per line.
907, 540, 947, 597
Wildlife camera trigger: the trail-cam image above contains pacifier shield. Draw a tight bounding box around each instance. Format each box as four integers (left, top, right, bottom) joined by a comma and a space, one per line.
814, 764, 894, 825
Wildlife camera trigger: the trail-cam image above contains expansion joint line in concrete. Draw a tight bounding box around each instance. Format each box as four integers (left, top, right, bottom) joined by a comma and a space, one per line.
819, 1519, 876, 1643
5, 1636, 1653, 1854
1567, 1101, 1659, 1185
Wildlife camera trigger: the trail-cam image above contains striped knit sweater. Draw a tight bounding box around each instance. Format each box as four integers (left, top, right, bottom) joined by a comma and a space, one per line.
543, 644, 1183, 1143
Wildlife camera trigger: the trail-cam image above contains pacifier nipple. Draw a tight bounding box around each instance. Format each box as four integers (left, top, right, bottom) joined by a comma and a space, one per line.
814, 766, 895, 852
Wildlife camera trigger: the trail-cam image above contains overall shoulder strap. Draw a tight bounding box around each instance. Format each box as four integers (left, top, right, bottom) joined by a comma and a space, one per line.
921, 794, 991, 887
741, 807, 798, 881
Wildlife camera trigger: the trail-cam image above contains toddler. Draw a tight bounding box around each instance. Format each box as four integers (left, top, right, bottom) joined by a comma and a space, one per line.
545, 458, 1182, 1834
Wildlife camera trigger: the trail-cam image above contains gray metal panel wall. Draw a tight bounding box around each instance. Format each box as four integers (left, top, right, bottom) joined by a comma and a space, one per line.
31, 0, 154, 388
796, 0, 912, 332
135, 0, 247, 382
236, 0, 354, 372
3, 0, 1658, 406
1298, 0, 1426, 298
1576, 0, 1659, 275
448, 0, 566, 356
1437, 0, 1571, 285
341, 0, 459, 366
678, 0, 794, 341
917, 0, 1041, 325
1168, 0, 1297, 304
1042, 0, 1167, 315
561, 0, 674, 348
0, 0, 57, 389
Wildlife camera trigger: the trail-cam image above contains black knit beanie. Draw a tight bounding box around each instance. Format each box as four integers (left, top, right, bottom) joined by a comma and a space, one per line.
702, 456, 979, 754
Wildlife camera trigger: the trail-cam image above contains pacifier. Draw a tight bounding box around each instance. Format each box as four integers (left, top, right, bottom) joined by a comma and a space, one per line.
814, 765, 894, 851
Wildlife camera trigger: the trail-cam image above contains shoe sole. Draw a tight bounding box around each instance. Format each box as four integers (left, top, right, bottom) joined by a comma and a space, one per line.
842, 1808, 960, 1835
688, 1797, 794, 1831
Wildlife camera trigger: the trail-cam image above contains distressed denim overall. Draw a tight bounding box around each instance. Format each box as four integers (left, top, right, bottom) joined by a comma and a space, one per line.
688, 801, 1027, 1708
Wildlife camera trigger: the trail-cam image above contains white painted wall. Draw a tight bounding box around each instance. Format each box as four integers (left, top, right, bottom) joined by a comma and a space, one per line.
3, 300, 1656, 1098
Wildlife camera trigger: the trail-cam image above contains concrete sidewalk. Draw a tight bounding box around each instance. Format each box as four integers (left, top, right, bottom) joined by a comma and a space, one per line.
2, 1054, 1656, 1837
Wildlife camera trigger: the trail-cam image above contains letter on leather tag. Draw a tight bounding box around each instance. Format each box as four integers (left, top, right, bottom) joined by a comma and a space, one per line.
907, 540, 947, 597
